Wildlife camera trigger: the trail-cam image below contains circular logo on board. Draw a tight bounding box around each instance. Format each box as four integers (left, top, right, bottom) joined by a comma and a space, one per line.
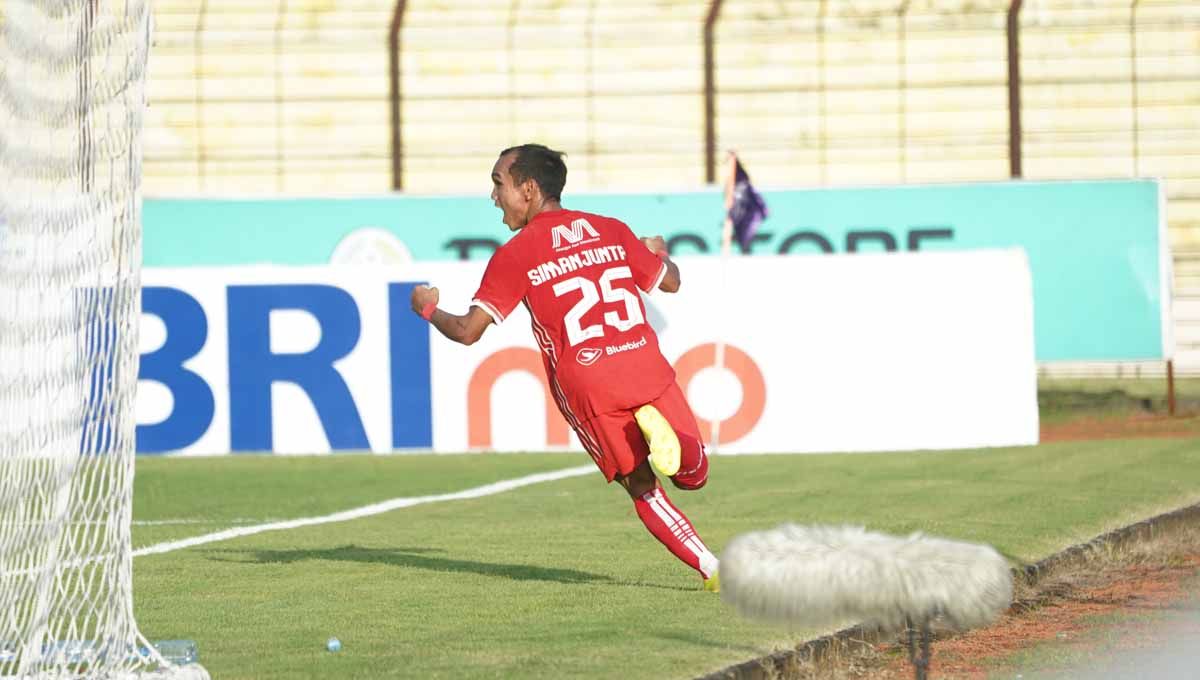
329, 227, 413, 267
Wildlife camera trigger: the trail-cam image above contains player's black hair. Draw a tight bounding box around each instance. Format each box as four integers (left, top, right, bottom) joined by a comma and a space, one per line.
500, 144, 567, 201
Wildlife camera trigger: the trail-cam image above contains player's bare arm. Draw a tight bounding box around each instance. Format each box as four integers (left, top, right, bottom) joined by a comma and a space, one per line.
410, 284, 493, 345
640, 235, 681, 293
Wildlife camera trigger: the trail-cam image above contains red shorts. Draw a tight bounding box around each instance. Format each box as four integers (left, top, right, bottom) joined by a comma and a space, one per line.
573, 382, 709, 488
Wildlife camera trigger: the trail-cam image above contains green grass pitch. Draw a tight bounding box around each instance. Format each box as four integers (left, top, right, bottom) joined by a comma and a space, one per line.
128, 437, 1200, 679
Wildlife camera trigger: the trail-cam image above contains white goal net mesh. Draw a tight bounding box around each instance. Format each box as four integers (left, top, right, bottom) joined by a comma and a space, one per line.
0, 1, 207, 677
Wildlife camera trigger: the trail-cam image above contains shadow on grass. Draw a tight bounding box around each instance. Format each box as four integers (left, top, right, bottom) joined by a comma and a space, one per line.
204, 544, 611, 585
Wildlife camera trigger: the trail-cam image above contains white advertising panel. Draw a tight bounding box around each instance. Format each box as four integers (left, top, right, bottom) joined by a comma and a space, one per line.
138, 249, 1037, 455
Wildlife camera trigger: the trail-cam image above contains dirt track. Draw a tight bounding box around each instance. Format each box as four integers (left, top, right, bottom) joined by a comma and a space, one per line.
1040, 413, 1200, 443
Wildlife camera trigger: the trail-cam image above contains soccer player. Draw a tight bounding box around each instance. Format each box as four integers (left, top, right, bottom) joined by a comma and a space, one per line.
410, 144, 720, 591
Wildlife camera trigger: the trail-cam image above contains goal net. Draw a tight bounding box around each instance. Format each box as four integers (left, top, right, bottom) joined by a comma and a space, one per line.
0, 1, 208, 677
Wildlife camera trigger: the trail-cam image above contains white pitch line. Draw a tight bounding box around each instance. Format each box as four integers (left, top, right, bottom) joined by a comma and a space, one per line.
133, 464, 596, 558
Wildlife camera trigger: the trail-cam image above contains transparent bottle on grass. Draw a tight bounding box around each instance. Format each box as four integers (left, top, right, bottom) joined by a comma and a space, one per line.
147, 639, 200, 665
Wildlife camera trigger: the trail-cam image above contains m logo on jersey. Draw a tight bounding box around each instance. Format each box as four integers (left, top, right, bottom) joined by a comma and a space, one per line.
551, 219, 600, 251
576, 347, 602, 366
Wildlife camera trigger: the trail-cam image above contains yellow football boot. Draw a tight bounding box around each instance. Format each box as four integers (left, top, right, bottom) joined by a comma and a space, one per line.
703, 571, 720, 593
634, 404, 681, 477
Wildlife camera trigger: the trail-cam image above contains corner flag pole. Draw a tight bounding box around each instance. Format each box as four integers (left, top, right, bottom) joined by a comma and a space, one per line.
710, 151, 738, 453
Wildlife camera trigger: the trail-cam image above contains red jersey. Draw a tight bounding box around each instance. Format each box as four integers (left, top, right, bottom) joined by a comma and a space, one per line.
472, 209, 676, 422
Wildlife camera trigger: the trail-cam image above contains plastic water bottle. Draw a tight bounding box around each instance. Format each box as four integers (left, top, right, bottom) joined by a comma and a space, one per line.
44, 640, 97, 664
150, 640, 199, 665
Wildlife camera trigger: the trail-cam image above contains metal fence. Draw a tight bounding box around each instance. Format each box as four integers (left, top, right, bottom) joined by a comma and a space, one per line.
143, 1, 1195, 219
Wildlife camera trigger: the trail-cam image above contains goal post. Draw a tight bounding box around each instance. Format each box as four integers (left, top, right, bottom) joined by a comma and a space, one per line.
0, 1, 208, 677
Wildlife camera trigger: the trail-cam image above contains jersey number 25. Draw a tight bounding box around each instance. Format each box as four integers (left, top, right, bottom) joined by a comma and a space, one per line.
552, 266, 646, 347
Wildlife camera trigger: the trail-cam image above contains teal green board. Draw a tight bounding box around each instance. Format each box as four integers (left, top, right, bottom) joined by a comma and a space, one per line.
143, 180, 1167, 361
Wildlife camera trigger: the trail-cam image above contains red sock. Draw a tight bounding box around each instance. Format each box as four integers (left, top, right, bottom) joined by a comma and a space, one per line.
673, 436, 709, 490
633, 486, 719, 578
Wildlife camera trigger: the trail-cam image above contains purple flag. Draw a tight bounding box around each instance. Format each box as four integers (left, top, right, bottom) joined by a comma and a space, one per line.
728, 159, 768, 252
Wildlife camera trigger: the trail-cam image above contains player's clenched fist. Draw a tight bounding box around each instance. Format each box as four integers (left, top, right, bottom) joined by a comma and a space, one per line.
640, 235, 668, 256
410, 285, 439, 315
